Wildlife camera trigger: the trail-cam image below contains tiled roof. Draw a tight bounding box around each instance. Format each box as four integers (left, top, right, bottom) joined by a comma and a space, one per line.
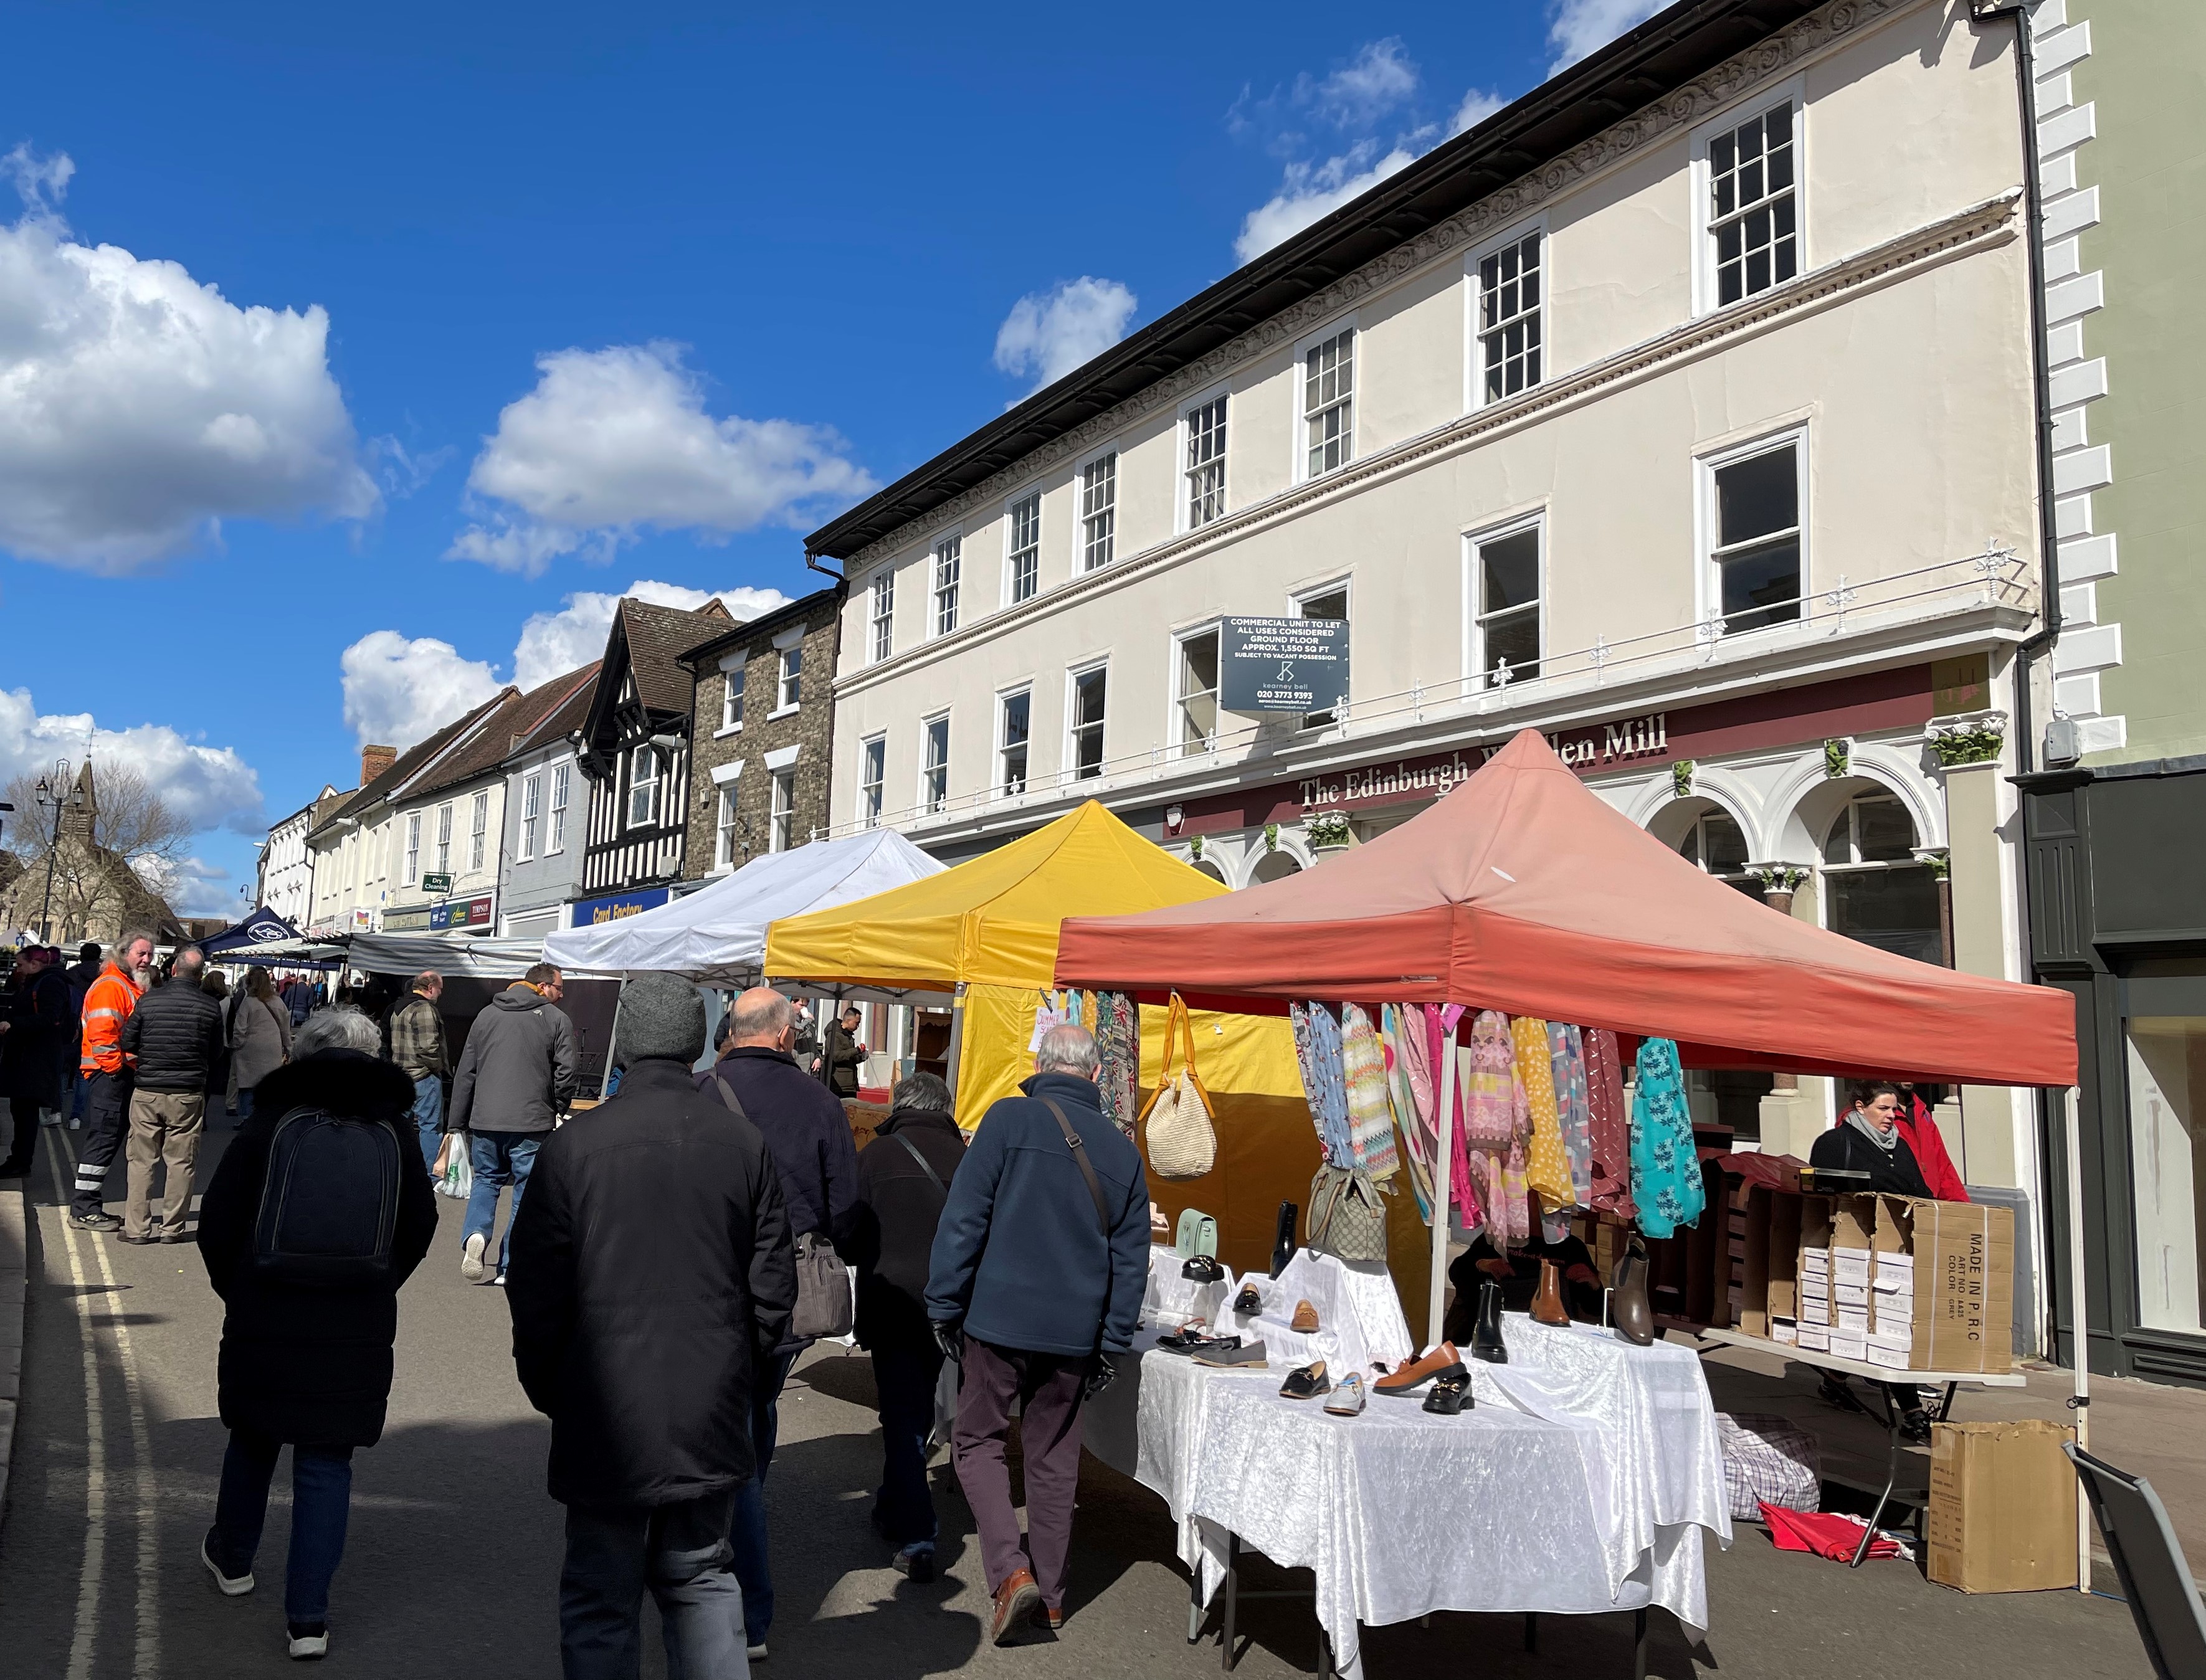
409, 666, 599, 799
308, 691, 511, 840
620, 597, 731, 715
503, 662, 601, 764
677, 584, 844, 667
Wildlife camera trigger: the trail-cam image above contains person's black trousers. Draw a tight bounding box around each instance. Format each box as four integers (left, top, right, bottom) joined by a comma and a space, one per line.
72, 1070, 130, 1216
561, 1489, 747, 1679
870, 1339, 945, 1546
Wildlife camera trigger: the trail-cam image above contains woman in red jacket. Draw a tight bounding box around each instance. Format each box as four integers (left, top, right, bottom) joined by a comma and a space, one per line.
1897, 1083, 1969, 1203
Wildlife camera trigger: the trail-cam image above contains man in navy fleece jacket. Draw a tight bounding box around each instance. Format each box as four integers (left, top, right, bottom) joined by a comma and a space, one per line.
925, 1023, 1149, 1643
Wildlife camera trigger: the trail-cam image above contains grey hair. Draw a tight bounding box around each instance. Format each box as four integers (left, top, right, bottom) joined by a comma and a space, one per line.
171, 945, 206, 979
412, 969, 444, 993
891, 1070, 953, 1113
728, 988, 793, 1043
116, 927, 157, 961
293, 1007, 381, 1058
1035, 1022, 1101, 1080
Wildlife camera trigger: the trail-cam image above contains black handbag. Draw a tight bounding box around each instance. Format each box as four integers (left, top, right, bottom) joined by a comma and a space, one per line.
715, 1073, 852, 1339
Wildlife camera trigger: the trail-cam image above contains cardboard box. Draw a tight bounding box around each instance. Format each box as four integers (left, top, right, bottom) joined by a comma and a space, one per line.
1771, 1316, 1798, 1344
1927, 1421, 2079, 1592
1830, 1327, 1868, 1361
1766, 1193, 1802, 1324
1837, 1281, 1870, 1307
1797, 1321, 1830, 1352
1837, 1306, 1871, 1332
1882, 1200, 2017, 1372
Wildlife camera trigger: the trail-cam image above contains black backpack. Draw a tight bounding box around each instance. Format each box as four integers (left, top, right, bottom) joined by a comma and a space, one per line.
251, 1106, 403, 1288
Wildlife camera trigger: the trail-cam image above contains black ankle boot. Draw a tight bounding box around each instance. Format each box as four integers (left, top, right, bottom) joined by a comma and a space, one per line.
1471, 1279, 1509, 1364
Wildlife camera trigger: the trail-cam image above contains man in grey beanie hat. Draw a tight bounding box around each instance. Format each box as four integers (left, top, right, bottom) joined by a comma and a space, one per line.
507, 972, 797, 1679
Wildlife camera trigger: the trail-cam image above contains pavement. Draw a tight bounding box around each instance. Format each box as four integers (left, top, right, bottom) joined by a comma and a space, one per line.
0, 1121, 2172, 1678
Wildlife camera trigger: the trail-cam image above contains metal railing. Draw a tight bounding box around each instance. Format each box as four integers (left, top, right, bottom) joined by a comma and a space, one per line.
831, 543, 2031, 838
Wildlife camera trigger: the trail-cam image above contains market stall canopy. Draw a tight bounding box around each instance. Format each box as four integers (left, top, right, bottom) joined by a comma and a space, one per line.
542, 828, 946, 987
766, 799, 1300, 1127
199, 907, 302, 956
1053, 729, 2078, 1088
202, 936, 345, 969
349, 933, 604, 981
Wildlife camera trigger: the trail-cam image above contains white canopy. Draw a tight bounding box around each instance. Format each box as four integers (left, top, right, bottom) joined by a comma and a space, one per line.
541, 828, 946, 987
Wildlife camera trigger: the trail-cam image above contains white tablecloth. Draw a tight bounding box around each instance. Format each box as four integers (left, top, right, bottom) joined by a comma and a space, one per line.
1092, 1312, 1728, 1680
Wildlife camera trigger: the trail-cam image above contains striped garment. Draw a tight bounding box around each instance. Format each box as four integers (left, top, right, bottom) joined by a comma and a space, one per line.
1291, 1002, 1355, 1167
1338, 1003, 1399, 1180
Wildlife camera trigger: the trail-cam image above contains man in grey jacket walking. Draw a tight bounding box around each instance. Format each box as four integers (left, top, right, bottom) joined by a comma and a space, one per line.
450, 962, 576, 1285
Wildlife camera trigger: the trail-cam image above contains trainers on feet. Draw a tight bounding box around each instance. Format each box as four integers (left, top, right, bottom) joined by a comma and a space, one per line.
71, 1211, 123, 1232
287, 1623, 328, 1660
201, 1529, 254, 1595
893, 1542, 936, 1583
460, 1232, 488, 1281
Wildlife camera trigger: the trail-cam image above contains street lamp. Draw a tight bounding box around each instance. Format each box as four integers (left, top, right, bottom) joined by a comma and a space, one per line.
33, 759, 82, 943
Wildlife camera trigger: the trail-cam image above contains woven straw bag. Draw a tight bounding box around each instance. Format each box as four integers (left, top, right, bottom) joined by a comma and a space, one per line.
1141, 994, 1217, 1181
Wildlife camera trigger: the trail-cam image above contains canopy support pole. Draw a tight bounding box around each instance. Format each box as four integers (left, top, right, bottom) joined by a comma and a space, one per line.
2062, 1083, 2091, 1593
1426, 1019, 1458, 1352
945, 982, 969, 1099
599, 977, 625, 1101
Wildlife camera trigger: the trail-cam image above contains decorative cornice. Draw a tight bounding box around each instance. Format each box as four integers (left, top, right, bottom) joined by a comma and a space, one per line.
837, 185, 2020, 700
849, 0, 1915, 574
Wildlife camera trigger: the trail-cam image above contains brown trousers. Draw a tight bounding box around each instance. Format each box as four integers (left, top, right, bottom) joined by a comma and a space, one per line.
951, 1339, 1088, 1610
125, 1089, 206, 1239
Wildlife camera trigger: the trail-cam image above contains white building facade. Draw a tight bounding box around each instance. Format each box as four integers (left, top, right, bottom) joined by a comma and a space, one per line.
256, 785, 338, 930
814, 0, 2056, 1316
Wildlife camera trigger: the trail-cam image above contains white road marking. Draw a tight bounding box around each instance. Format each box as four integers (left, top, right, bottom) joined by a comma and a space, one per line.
46, 1136, 108, 1680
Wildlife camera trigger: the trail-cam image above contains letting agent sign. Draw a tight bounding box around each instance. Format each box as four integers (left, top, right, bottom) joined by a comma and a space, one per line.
1219, 617, 1350, 714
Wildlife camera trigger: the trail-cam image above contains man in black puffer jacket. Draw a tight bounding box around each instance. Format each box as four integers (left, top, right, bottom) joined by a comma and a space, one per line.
115, 946, 226, 1243
196, 1008, 439, 1661
508, 972, 796, 1679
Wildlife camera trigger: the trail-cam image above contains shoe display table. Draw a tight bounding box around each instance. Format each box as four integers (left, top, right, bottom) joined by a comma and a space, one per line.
1089, 1314, 1729, 1680
1696, 1328, 2025, 1565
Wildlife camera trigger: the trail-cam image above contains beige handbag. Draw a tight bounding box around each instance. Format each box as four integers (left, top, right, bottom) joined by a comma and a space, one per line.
1308, 1165, 1388, 1263
1141, 995, 1217, 1181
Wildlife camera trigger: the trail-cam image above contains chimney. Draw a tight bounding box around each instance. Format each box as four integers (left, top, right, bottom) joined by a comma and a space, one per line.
361, 744, 398, 785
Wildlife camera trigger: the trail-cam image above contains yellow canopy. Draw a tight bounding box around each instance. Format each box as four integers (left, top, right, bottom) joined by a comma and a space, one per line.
766, 800, 1301, 1130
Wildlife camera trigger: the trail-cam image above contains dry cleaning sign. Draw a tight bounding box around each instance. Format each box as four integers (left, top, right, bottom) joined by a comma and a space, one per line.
1219, 616, 1350, 714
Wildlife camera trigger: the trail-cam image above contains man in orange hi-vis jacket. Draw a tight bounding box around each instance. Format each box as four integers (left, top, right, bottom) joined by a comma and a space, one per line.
72, 928, 155, 1232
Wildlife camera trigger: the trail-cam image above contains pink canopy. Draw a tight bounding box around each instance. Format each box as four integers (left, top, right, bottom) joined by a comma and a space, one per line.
1055, 729, 2076, 1087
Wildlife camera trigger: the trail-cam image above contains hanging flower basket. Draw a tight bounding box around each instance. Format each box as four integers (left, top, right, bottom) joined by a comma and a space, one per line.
1306, 811, 1353, 851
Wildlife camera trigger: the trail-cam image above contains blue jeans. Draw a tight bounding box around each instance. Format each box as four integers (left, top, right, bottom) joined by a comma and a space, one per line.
561, 1491, 745, 1680
464, 1132, 541, 1274
410, 1076, 445, 1171
731, 1349, 798, 1644
871, 1342, 944, 1547
210, 1429, 355, 1626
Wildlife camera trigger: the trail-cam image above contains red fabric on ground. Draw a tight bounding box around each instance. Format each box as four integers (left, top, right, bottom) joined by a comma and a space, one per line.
1760, 1503, 1903, 1560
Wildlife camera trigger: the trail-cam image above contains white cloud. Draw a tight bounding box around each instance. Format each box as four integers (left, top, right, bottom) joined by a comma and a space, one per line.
992, 278, 1139, 393
1546, 0, 1667, 73
512, 579, 791, 691
1306, 39, 1420, 128
136, 853, 234, 919
337, 632, 503, 753
0, 686, 264, 835
1452, 87, 1508, 135
1235, 146, 1419, 264
0, 147, 376, 572
448, 343, 875, 578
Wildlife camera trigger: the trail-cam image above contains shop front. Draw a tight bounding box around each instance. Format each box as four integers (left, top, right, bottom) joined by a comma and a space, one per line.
379, 892, 497, 936
567, 886, 672, 928
2020, 758, 2206, 1388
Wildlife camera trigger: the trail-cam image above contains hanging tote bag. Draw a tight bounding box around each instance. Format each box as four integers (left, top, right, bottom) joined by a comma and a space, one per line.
1307, 1165, 1388, 1263
1141, 994, 1217, 1181
714, 1073, 853, 1339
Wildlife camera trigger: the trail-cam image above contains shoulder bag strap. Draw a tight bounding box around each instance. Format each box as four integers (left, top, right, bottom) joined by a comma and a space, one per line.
1040, 1098, 1111, 1241
712, 1073, 751, 1123
889, 1129, 949, 1198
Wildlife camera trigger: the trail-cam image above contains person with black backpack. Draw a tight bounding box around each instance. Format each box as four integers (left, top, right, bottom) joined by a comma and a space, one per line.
194, 1006, 439, 1662
846, 1069, 966, 1582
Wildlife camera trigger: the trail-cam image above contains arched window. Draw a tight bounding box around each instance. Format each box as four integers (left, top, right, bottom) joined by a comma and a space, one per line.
1250, 850, 1303, 886
1191, 858, 1227, 885
1820, 792, 1943, 965
1675, 809, 1760, 900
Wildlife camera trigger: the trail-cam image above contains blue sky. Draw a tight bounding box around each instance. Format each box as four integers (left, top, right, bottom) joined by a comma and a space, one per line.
0, 0, 1656, 917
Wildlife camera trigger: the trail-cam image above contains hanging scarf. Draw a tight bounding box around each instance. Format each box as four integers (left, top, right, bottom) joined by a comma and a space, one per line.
1630, 1037, 1704, 1240
1583, 1027, 1636, 1218
1513, 1015, 1574, 1214
1459, 1012, 1521, 1146
1383, 1004, 1435, 1220
1093, 990, 1140, 1139
1425, 1004, 1480, 1229
1548, 1022, 1594, 1209
1291, 1001, 1355, 1167
1339, 1002, 1399, 1180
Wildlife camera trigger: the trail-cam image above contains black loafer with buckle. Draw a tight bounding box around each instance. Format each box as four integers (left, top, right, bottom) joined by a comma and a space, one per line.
1232, 1281, 1262, 1315
1181, 1255, 1225, 1284
1280, 1361, 1333, 1400
1422, 1374, 1473, 1416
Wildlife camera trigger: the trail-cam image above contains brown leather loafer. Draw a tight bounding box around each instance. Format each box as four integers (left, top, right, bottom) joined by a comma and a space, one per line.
1035, 1602, 1063, 1633
1373, 1342, 1465, 1397
990, 1569, 1041, 1644
1290, 1299, 1320, 1332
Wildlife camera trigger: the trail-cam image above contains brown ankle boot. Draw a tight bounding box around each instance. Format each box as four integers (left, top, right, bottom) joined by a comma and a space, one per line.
1531, 1258, 1571, 1326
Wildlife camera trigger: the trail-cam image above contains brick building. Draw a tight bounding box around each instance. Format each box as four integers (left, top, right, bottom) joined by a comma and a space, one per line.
678, 585, 844, 876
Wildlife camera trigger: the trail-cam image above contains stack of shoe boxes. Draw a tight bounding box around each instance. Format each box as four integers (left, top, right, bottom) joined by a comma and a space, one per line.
1829, 1198, 1877, 1363
1796, 1197, 1834, 1352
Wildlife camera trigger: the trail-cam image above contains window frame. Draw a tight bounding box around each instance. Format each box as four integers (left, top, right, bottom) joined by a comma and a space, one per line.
1004, 488, 1043, 605
1461, 511, 1546, 693
404, 811, 421, 886
1179, 386, 1230, 533
548, 762, 569, 854
519, 772, 541, 861
626, 744, 660, 830
996, 685, 1033, 797
1065, 659, 1110, 783
1695, 422, 1809, 638
920, 712, 951, 815
1290, 577, 1352, 730
769, 766, 797, 853
776, 643, 802, 712
1075, 447, 1118, 574
1691, 78, 1805, 316
719, 660, 746, 734
868, 566, 896, 664
713, 785, 741, 871
859, 733, 886, 829
469, 790, 490, 873
1172, 621, 1223, 757
1294, 319, 1356, 484
1465, 216, 1549, 413
435, 802, 453, 875
929, 531, 963, 638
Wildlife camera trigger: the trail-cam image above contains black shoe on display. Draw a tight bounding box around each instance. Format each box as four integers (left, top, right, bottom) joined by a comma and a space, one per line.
1279, 1361, 1333, 1400
1271, 1200, 1299, 1278
1422, 1373, 1474, 1416
1181, 1255, 1224, 1284
1232, 1281, 1263, 1315
1471, 1279, 1509, 1364
1157, 1324, 1229, 1355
